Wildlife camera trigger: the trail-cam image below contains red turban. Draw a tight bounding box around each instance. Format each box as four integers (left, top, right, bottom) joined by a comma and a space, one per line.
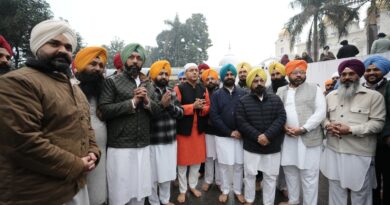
198, 63, 210, 71
285, 60, 307, 76
338, 59, 365, 77
0, 35, 13, 56
113, 52, 123, 70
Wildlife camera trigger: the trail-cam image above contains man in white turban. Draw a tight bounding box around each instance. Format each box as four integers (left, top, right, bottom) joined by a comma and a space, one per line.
0, 19, 100, 205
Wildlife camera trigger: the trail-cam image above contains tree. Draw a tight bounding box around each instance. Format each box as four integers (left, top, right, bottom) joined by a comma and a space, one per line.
0, 0, 53, 68
153, 14, 212, 67
285, 0, 361, 61
341, 0, 390, 53
102, 36, 125, 69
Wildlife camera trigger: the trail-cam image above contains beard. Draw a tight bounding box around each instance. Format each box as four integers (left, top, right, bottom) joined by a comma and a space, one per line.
26, 52, 72, 76
289, 76, 306, 87
271, 78, 288, 93
337, 79, 359, 101
124, 63, 141, 78
76, 72, 104, 99
206, 82, 217, 90
155, 78, 168, 87
365, 74, 382, 85
0, 63, 11, 74
223, 78, 235, 87
252, 85, 266, 96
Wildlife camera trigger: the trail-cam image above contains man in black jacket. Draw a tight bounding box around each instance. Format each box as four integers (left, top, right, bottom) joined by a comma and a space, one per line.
210, 64, 246, 203
236, 68, 286, 205
337, 40, 359, 59
99, 43, 160, 205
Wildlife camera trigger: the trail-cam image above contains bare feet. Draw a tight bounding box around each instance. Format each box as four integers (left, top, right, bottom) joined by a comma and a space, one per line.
235, 194, 246, 204
219, 194, 228, 203
282, 189, 289, 198
190, 188, 202, 197
202, 183, 210, 191
177, 193, 186, 203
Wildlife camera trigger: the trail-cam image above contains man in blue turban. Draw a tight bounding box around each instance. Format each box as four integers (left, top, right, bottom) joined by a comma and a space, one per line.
363, 55, 390, 205
363, 55, 390, 93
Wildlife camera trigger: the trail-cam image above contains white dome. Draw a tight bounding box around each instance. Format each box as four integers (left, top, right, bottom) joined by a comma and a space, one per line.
219, 53, 239, 67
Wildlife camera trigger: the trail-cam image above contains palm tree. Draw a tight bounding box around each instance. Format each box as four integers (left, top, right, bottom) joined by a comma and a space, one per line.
341, 0, 390, 53
285, 0, 361, 61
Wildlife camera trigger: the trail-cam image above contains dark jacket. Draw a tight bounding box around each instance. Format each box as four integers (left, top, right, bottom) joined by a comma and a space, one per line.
150, 85, 183, 145
337, 44, 359, 59
0, 67, 100, 205
205, 87, 219, 135
99, 72, 161, 148
235, 92, 286, 154
210, 86, 246, 137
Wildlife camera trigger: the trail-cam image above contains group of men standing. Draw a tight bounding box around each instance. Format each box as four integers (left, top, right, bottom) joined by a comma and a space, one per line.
0, 19, 389, 205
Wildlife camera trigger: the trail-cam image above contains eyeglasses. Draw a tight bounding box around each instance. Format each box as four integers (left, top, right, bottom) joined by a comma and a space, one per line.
179, 77, 186, 81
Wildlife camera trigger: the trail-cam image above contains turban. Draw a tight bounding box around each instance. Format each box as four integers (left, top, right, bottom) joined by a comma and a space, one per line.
30, 19, 77, 56
338, 59, 365, 77
120, 43, 146, 65
219, 63, 237, 80
178, 71, 185, 79
113, 52, 123, 70
268, 62, 286, 76
237, 62, 252, 73
325, 79, 333, 86
331, 71, 339, 78
184, 63, 197, 72
201, 69, 219, 82
363, 55, 390, 76
0, 35, 13, 56
198, 63, 210, 71
246, 68, 267, 87
285, 60, 308, 76
74, 47, 107, 72
149, 60, 171, 80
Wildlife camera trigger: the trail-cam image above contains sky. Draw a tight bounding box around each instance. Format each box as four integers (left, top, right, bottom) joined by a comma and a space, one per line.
46, 0, 298, 67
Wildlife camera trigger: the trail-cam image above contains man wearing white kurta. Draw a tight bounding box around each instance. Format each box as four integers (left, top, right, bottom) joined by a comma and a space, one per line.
99, 43, 161, 205
201, 69, 221, 192
148, 60, 183, 205
321, 59, 386, 205
276, 60, 326, 205
210, 64, 246, 203
236, 68, 287, 205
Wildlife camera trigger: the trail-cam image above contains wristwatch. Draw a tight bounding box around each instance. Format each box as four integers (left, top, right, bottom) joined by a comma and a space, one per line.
300, 127, 308, 134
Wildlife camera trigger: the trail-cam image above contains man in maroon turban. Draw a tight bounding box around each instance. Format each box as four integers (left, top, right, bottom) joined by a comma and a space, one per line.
0, 35, 13, 75
321, 59, 385, 205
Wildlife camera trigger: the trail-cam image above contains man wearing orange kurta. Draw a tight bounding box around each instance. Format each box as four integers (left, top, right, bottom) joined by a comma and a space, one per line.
174, 63, 210, 203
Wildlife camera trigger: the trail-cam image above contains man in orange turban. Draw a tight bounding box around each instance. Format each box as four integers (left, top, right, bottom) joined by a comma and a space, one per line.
148, 60, 183, 205
324, 79, 334, 95
277, 60, 326, 205
74, 46, 108, 205
200, 68, 221, 193
74, 46, 107, 73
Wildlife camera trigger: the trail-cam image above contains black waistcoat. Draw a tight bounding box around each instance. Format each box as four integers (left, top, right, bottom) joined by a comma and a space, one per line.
177, 82, 207, 136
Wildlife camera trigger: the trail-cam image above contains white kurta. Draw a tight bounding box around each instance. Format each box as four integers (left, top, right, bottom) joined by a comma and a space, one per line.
205, 134, 217, 159
150, 141, 177, 183
107, 146, 151, 205
244, 150, 280, 175
281, 86, 326, 169
320, 147, 376, 191
86, 98, 107, 205
215, 136, 243, 165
